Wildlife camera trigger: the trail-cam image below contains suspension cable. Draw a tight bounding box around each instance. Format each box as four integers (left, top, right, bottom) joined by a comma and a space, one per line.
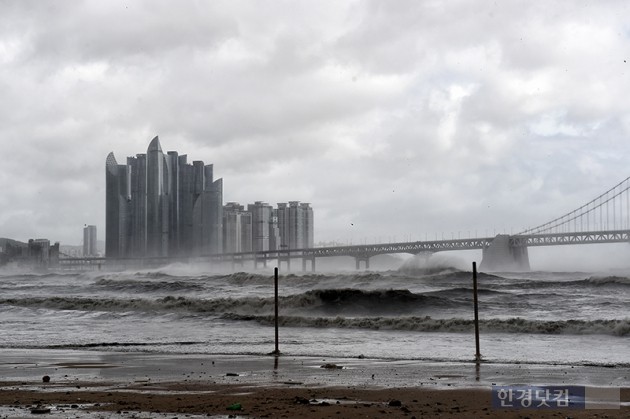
518, 176, 630, 235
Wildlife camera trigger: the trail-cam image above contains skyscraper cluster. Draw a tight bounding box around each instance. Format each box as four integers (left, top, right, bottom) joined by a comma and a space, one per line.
223, 201, 314, 253
106, 137, 223, 258
106, 137, 314, 258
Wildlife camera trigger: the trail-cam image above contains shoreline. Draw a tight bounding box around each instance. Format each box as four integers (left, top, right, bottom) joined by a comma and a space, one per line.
0, 348, 628, 387
0, 349, 628, 418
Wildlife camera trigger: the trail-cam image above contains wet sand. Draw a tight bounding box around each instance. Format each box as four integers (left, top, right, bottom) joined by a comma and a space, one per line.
0, 349, 628, 418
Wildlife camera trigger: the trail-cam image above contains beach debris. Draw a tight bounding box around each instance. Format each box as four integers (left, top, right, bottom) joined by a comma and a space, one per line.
30, 405, 51, 414
226, 402, 242, 411
294, 396, 310, 404
388, 399, 402, 407
42, 375, 50, 383
320, 363, 343, 369
225, 372, 239, 376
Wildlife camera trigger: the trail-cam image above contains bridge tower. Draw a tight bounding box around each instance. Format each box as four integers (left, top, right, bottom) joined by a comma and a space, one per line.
480, 235, 530, 272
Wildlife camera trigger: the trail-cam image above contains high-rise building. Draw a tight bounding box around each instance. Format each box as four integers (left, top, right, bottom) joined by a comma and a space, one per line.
223, 202, 253, 253
277, 203, 290, 250
301, 202, 314, 248
269, 208, 281, 252
247, 201, 274, 252
83, 225, 97, 256
145, 137, 169, 257
127, 154, 147, 257
277, 201, 314, 249
106, 136, 223, 258
105, 152, 130, 258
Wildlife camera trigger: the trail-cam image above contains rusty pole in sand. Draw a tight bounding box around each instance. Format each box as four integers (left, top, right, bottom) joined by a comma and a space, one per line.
472, 261, 481, 362
274, 267, 280, 355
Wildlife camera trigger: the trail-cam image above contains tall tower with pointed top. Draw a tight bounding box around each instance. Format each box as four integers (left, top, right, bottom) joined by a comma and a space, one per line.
146, 136, 170, 257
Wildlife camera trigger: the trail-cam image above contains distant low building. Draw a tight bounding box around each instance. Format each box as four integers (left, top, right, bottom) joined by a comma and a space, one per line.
0, 239, 27, 266
0, 238, 60, 268
28, 239, 60, 268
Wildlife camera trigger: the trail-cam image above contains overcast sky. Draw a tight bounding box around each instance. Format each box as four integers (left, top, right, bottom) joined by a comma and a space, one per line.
2, 1, 630, 267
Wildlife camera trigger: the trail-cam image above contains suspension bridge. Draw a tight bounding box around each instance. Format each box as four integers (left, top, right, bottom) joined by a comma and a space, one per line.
60, 176, 630, 272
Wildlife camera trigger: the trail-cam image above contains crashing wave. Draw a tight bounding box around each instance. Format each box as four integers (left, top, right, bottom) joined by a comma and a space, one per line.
222, 314, 630, 337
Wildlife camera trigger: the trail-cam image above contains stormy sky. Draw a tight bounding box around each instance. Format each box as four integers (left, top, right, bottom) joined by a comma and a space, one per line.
1, 1, 630, 268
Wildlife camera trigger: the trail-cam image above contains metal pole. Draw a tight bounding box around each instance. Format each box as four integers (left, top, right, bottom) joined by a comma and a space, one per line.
274, 267, 280, 355
473, 261, 481, 362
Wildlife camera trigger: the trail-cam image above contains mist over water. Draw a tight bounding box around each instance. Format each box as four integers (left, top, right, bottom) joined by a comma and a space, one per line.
0, 257, 629, 366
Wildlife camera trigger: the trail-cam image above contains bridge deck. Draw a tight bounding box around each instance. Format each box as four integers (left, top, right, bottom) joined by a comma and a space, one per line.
59, 230, 630, 266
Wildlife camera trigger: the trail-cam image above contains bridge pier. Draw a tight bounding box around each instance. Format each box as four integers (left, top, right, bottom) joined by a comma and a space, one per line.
355, 257, 370, 270
278, 256, 291, 272
231, 255, 245, 271
302, 257, 315, 272
254, 256, 268, 270
480, 235, 530, 272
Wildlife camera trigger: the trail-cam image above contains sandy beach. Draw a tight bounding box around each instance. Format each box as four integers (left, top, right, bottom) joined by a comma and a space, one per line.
0, 349, 627, 418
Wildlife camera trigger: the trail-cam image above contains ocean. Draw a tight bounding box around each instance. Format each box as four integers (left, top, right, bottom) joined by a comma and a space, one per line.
0, 262, 628, 370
